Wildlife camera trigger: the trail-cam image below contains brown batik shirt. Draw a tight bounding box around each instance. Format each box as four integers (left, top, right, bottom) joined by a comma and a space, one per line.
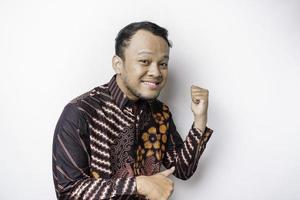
52, 74, 214, 199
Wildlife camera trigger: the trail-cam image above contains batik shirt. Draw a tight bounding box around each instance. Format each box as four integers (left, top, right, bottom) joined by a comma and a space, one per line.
52, 74, 213, 200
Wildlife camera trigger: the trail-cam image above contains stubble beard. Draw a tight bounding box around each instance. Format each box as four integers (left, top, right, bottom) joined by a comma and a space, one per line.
124, 76, 160, 100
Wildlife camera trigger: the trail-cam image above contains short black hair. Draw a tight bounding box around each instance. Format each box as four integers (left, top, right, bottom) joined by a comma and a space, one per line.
115, 21, 172, 60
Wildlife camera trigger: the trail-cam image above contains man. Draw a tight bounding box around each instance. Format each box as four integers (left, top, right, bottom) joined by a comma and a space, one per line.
52, 21, 213, 200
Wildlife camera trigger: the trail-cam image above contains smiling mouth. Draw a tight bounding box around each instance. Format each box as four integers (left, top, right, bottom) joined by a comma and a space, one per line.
141, 81, 160, 86
141, 80, 161, 89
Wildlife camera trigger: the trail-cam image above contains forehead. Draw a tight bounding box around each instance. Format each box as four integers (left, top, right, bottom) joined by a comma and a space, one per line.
125, 30, 170, 56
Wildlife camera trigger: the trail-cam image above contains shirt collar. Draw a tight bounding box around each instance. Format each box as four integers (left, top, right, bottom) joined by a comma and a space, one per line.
108, 74, 130, 109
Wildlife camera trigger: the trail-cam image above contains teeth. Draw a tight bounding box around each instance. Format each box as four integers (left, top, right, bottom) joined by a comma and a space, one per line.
143, 81, 157, 86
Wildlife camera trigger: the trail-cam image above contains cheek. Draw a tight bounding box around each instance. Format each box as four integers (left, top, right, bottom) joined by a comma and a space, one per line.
124, 65, 143, 79
161, 70, 168, 80
135, 68, 149, 80
163, 70, 168, 76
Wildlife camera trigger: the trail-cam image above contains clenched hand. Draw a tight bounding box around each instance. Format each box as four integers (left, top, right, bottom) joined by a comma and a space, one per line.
136, 167, 175, 200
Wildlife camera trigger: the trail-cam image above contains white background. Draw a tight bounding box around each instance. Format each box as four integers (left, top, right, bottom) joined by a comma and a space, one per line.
1, 0, 299, 199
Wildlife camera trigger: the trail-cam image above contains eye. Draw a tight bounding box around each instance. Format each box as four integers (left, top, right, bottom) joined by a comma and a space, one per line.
160, 63, 168, 69
139, 60, 150, 65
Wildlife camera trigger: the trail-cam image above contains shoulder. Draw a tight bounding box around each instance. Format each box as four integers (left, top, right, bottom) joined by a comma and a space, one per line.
69, 83, 111, 105
67, 83, 112, 114
58, 102, 86, 128
59, 84, 110, 124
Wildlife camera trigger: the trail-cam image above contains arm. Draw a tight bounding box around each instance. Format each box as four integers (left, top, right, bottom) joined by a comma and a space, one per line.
52, 103, 137, 199
162, 113, 213, 180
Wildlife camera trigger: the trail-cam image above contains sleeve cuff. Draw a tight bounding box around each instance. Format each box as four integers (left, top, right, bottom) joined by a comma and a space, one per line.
190, 123, 214, 144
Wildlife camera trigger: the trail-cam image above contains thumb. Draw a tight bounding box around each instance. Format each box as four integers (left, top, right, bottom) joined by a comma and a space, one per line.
159, 166, 175, 177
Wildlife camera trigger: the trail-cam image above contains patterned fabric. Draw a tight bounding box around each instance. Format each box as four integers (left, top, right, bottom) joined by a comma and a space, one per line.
52, 74, 214, 200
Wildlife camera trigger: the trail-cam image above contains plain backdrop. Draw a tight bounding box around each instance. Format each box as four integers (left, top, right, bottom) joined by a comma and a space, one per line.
0, 0, 299, 199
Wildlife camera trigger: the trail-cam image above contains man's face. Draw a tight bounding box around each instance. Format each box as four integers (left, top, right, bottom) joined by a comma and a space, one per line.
115, 30, 169, 101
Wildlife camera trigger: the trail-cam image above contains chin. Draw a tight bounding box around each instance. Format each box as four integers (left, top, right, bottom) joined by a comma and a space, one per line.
140, 92, 160, 100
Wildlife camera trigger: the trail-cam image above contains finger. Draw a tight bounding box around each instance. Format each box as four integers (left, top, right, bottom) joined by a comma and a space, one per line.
191, 89, 208, 93
192, 91, 208, 96
192, 99, 201, 104
192, 98, 200, 104
191, 91, 208, 97
191, 89, 207, 94
191, 86, 206, 90
192, 96, 208, 101
159, 166, 175, 177
191, 85, 204, 89
191, 86, 207, 92
167, 178, 174, 186
192, 93, 208, 98
191, 90, 209, 94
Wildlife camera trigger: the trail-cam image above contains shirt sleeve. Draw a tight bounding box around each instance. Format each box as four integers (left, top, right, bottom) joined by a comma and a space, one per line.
162, 111, 214, 180
52, 103, 137, 200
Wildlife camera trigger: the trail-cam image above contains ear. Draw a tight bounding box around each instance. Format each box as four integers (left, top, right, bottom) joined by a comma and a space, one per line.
112, 55, 123, 74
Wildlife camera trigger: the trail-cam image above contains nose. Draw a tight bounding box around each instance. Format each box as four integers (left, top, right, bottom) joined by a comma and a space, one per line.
148, 63, 162, 78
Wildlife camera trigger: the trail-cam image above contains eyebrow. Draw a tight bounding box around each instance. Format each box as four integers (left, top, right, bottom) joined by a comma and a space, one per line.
137, 51, 169, 59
